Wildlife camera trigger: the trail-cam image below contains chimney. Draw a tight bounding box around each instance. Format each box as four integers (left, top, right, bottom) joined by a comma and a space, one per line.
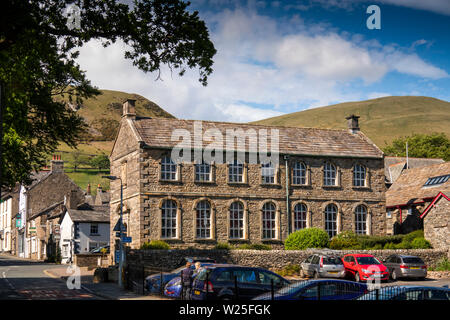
51, 154, 64, 173
86, 183, 91, 195
65, 189, 80, 210
346, 115, 360, 134
97, 184, 103, 195
123, 99, 136, 119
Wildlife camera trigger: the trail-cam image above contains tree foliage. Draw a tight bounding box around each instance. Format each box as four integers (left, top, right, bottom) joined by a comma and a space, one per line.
382, 133, 450, 161
90, 154, 110, 170
0, 0, 216, 188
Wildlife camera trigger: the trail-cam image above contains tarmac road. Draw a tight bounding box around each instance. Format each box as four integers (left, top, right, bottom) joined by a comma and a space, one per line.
0, 254, 101, 300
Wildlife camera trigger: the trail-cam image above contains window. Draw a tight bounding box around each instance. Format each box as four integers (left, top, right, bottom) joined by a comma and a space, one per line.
292, 162, 307, 185
234, 270, 258, 284
293, 203, 307, 231
195, 162, 211, 182
353, 164, 366, 187
424, 174, 450, 186
258, 271, 285, 286
161, 156, 177, 180
216, 270, 233, 282
90, 223, 99, 235
311, 255, 320, 265
229, 202, 244, 239
228, 160, 244, 183
323, 163, 337, 186
325, 204, 338, 238
196, 201, 211, 239
261, 162, 275, 184
161, 200, 177, 239
355, 205, 367, 235
62, 244, 69, 257
262, 202, 276, 239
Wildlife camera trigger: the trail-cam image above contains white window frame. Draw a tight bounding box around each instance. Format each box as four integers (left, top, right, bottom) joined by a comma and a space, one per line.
353, 164, 366, 187
262, 202, 276, 239
229, 202, 244, 239
161, 200, 178, 239
160, 156, 177, 181
228, 160, 244, 183
196, 201, 211, 239
325, 204, 338, 238
261, 162, 275, 184
293, 203, 307, 231
355, 205, 367, 235
323, 163, 337, 186
90, 223, 99, 235
195, 162, 211, 182
292, 162, 307, 185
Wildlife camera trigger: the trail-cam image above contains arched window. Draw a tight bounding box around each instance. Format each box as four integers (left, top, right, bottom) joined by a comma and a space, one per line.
325, 204, 338, 238
262, 202, 276, 239
353, 164, 366, 187
261, 162, 275, 184
161, 200, 177, 238
323, 163, 337, 186
292, 162, 307, 185
161, 156, 177, 180
294, 203, 307, 230
229, 160, 244, 183
196, 200, 211, 238
355, 205, 367, 235
229, 202, 244, 239
195, 162, 211, 182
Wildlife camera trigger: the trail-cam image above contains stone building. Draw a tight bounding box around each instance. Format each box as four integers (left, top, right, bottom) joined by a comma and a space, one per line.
420, 192, 449, 250
109, 100, 386, 255
384, 157, 444, 188
386, 161, 450, 235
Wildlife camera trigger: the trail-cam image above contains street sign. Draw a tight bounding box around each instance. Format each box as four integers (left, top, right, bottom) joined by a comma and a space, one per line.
115, 250, 120, 264
122, 237, 132, 243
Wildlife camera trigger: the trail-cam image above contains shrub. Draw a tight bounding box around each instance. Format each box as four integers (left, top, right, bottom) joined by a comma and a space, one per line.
237, 243, 272, 250
383, 242, 397, 249
140, 240, 170, 250
276, 264, 301, 277
411, 237, 432, 249
284, 228, 329, 250
395, 241, 412, 249
402, 230, 424, 243
329, 231, 359, 250
433, 257, 450, 271
215, 242, 232, 250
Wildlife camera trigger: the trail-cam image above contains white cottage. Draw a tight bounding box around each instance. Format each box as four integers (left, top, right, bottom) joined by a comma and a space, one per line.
59, 203, 110, 264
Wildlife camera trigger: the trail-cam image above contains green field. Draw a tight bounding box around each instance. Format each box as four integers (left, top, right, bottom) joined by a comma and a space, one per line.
253, 96, 450, 148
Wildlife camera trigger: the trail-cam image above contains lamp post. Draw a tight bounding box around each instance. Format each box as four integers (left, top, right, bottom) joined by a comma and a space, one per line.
102, 175, 124, 289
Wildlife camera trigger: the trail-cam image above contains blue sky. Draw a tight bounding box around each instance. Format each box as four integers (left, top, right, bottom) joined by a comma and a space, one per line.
76, 0, 450, 122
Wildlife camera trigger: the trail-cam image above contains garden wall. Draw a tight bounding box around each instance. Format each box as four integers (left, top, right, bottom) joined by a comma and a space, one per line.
126, 248, 449, 271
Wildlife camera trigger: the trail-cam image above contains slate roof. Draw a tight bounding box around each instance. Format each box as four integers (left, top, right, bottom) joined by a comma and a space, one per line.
131, 118, 383, 159
67, 209, 110, 223
386, 162, 450, 207
384, 157, 445, 184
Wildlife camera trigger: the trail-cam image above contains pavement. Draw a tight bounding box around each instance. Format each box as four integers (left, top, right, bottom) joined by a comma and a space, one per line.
43, 265, 170, 300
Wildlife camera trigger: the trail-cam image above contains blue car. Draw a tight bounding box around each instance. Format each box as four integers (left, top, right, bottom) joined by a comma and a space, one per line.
164, 277, 183, 298
357, 285, 450, 300
253, 279, 368, 300
145, 263, 214, 294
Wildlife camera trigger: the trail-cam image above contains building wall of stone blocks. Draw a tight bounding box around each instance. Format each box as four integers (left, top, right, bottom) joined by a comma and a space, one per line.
424, 198, 449, 250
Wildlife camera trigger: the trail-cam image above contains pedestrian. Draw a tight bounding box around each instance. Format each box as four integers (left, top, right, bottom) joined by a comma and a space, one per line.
193, 261, 203, 276
181, 261, 193, 299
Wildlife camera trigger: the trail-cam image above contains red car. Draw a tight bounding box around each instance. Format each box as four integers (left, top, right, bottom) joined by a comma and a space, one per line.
343, 254, 389, 282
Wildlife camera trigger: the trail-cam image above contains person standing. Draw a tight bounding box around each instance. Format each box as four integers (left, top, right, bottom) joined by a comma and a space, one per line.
181, 261, 193, 299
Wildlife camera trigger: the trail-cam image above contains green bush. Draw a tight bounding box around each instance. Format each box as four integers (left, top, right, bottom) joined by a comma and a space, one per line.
402, 230, 424, 243
284, 228, 329, 250
215, 242, 232, 250
276, 264, 301, 277
237, 243, 272, 250
411, 237, 432, 249
329, 231, 360, 250
433, 257, 450, 271
140, 240, 171, 250
395, 241, 412, 249
383, 242, 397, 249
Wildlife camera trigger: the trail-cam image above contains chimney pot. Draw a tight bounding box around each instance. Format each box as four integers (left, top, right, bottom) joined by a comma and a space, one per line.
50, 154, 64, 173
346, 114, 360, 133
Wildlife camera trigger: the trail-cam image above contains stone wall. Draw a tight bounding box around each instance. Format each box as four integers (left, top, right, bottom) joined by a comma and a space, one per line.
75, 253, 109, 269
424, 197, 449, 250
126, 248, 448, 271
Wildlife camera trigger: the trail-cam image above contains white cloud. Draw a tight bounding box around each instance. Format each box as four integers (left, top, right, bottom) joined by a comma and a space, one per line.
376, 0, 450, 16
367, 92, 391, 99
74, 7, 448, 123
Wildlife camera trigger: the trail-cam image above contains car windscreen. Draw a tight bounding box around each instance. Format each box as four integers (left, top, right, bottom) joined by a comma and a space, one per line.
356, 256, 381, 265
402, 257, 424, 264
322, 257, 343, 265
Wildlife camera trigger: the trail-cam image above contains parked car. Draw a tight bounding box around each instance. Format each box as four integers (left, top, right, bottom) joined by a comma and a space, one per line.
383, 255, 427, 281
342, 254, 389, 282
164, 277, 182, 298
90, 245, 110, 254
253, 279, 368, 300
357, 286, 450, 300
300, 254, 346, 279
145, 262, 214, 294
190, 265, 290, 300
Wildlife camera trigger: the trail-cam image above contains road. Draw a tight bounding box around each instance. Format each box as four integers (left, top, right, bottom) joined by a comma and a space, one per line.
0, 254, 101, 300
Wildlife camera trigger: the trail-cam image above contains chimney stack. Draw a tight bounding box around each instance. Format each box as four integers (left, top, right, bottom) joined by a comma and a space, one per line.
123, 99, 136, 119
97, 184, 103, 194
86, 183, 91, 195
51, 154, 64, 173
65, 190, 80, 210
346, 115, 360, 134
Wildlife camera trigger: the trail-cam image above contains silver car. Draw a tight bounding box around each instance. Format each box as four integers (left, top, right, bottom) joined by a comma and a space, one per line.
300, 254, 346, 279
383, 254, 427, 280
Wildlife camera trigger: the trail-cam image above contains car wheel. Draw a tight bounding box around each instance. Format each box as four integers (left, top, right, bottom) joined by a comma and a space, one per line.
355, 272, 361, 282
391, 269, 398, 281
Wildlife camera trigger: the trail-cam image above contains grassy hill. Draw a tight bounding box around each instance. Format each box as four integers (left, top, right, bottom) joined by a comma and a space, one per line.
253, 96, 450, 148
53, 89, 174, 191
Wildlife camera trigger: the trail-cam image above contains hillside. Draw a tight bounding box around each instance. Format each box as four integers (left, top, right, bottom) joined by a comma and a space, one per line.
253, 96, 450, 148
